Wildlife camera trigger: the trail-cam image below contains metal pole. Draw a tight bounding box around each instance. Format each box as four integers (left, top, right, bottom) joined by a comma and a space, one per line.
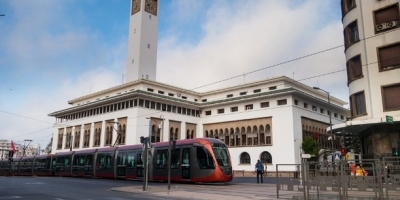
328, 93, 334, 163
167, 138, 172, 194
145, 138, 149, 190
143, 139, 148, 191
70, 135, 73, 151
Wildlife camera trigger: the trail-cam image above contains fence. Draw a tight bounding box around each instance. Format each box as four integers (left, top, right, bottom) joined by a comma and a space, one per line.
276, 157, 400, 199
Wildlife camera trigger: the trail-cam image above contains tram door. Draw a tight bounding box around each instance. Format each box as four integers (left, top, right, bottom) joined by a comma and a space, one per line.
136, 152, 144, 178
182, 148, 190, 179
117, 152, 126, 177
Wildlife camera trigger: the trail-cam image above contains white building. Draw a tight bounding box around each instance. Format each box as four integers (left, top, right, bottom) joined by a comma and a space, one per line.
0, 140, 39, 159
49, 0, 349, 172
333, 0, 400, 158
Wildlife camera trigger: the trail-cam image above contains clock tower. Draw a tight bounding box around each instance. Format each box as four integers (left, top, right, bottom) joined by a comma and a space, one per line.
126, 0, 158, 82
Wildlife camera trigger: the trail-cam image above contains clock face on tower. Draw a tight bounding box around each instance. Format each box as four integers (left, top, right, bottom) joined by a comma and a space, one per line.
131, 0, 141, 15
144, 0, 157, 16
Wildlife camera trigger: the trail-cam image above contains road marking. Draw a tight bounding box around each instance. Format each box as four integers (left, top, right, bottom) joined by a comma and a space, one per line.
0, 196, 22, 199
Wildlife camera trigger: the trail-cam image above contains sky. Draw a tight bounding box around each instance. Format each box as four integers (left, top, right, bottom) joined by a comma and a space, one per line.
0, 0, 347, 150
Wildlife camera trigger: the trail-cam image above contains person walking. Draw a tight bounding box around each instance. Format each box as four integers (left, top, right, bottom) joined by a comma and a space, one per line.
255, 160, 264, 183
350, 162, 356, 179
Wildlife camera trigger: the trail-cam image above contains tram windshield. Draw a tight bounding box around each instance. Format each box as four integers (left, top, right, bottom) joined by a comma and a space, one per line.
212, 143, 231, 167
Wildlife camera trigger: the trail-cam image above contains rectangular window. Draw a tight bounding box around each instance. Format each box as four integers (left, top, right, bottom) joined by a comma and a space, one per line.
162, 104, 166, 111
344, 20, 359, 49
202, 99, 207, 102
378, 43, 400, 71
350, 91, 367, 116
304, 103, 308, 108
245, 104, 253, 110
150, 101, 155, 109
158, 90, 164, 94
138, 99, 144, 107
340, 115, 344, 120
240, 92, 247, 95
168, 93, 174, 97
374, 4, 399, 33
347, 55, 363, 83
167, 105, 171, 112
294, 99, 299, 105
156, 102, 161, 110
320, 108, 324, 114
226, 94, 233, 98
205, 110, 211, 116
260, 102, 269, 108
269, 86, 277, 90
182, 96, 187, 99
177, 107, 181, 114
182, 108, 186, 115
382, 83, 400, 111
217, 109, 224, 114
277, 99, 287, 105
253, 89, 261, 93
341, 0, 356, 16
231, 106, 238, 112
334, 113, 338, 118
147, 88, 154, 92
312, 105, 317, 111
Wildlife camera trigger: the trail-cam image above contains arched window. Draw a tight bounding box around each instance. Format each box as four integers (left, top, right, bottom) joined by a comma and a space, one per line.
205, 130, 209, 138
266, 124, 271, 134
240, 152, 251, 164
260, 151, 272, 164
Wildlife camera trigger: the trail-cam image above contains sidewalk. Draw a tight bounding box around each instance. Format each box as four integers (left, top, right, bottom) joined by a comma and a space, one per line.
111, 182, 400, 200
111, 183, 303, 200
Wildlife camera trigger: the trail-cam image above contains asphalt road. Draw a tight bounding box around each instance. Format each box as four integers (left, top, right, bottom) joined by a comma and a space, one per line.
0, 176, 289, 200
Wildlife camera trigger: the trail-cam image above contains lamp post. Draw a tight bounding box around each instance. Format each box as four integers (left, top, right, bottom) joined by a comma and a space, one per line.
313, 87, 335, 159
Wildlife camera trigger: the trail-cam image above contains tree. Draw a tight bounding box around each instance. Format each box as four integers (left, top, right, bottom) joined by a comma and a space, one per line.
302, 136, 319, 162
45, 137, 52, 154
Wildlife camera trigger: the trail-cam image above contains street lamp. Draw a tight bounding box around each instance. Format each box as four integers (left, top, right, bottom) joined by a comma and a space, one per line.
313, 87, 334, 159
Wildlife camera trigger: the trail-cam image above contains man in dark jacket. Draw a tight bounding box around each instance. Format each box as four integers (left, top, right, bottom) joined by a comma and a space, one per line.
255, 160, 264, 183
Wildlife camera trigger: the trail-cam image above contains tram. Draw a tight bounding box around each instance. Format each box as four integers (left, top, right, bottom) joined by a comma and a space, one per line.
0, 138, 233, 183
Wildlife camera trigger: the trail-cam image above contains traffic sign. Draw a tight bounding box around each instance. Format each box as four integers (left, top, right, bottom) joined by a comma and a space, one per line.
386, 115, 394, 124
301, 154, 311, 158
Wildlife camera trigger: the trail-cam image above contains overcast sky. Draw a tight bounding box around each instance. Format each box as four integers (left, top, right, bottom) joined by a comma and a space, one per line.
0, 0, 347, 149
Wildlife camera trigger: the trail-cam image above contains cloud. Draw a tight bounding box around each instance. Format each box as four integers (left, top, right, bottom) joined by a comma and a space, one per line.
0, 1, 125, 148
157, 0, 347, 102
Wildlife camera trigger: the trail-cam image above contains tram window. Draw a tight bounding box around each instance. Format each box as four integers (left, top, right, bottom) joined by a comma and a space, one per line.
79, 156, 85, 166
196, 147, 215, 169
64, 157, 70, 167
86, 155, 93, 166
137, 153, 143, 166
105, 154, 112, 169
127, 153, 135, 168
117, 153, 127, 166
212, 143, 231, 167
171, 149, 180, 169
155, 149, 167, 169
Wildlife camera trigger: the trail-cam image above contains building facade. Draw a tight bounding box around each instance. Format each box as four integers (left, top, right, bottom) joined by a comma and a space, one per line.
48, 0, 350, 172
49, 77, 349, 171
335, 0, 400, 158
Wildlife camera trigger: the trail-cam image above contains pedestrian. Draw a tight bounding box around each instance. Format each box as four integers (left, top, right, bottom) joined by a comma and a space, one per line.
255, 160, 264, 183
350, 162, 356, 179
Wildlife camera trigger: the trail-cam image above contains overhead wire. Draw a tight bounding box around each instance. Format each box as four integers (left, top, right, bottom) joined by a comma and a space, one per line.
1, 25, 399, 143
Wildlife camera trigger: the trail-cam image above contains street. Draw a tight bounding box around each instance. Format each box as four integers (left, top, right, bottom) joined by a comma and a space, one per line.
0, 176, 290, 200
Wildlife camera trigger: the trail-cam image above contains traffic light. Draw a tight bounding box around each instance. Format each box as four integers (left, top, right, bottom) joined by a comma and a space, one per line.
392, 147, 399, 156
341, 147, 346, 155
344, 132, 353, 152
